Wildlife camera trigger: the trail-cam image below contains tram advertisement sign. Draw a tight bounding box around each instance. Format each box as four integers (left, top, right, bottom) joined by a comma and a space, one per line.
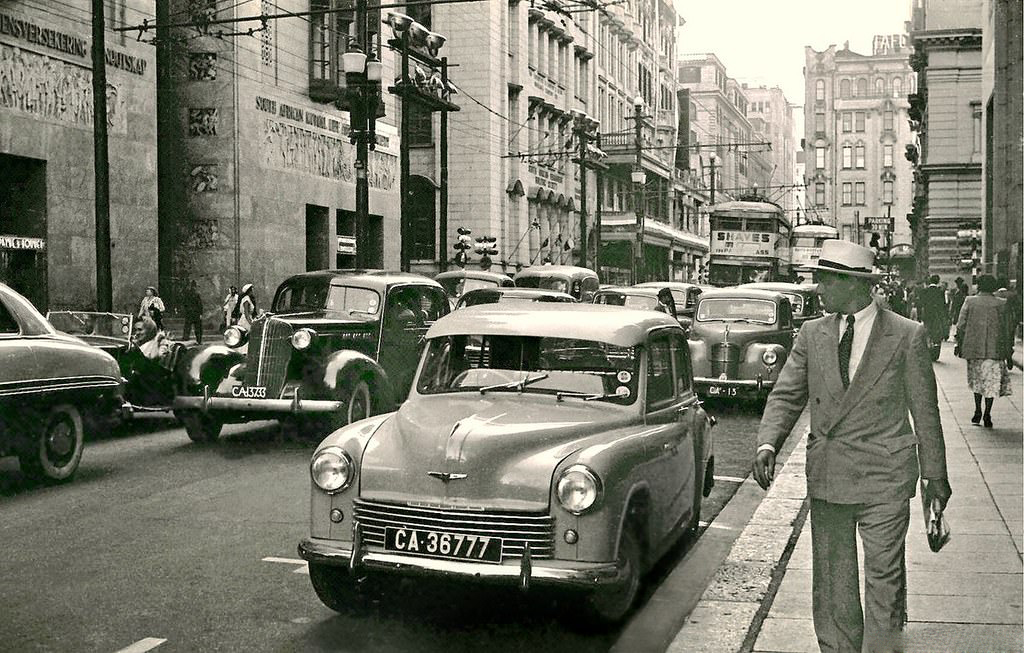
711, 231, 778, 257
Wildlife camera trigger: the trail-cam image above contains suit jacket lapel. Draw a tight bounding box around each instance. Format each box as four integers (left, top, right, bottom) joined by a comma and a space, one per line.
831, 308, 900, 428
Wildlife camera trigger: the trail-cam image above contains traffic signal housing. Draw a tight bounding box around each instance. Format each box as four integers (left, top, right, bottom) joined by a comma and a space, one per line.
474, 236, 498, 270
453, 227, 473, 266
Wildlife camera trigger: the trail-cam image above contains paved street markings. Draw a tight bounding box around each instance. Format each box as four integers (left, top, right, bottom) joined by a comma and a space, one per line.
114, 638, 166, 653
714, 475, 747, 483
262, 556, 310, 574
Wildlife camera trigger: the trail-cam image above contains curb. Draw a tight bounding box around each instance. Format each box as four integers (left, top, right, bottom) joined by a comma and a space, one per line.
665, 428, 810, 653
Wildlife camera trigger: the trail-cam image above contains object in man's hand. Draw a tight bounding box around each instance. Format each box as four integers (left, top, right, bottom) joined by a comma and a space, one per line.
920, 480, 951, 553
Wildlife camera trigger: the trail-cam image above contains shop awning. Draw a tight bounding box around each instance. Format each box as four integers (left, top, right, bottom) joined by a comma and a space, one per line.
599, 217, 710, 252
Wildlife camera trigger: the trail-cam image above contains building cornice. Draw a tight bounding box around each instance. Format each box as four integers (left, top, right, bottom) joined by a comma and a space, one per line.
919, 161, 983, 175
910, 28, 983, 49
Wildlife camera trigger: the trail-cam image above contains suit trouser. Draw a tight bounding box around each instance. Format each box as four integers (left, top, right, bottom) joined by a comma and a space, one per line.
810, 498, 910, 653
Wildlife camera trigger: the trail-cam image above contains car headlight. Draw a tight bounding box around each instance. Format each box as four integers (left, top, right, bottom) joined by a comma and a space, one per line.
310, 447, 354, 493
224, 326, 247, 348
556, 465, 602, 514
291, 328, 317, 350
762, 349, 778, 365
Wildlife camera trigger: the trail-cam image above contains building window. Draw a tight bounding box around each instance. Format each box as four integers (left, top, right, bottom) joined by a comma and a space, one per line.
883, 144, 894, 168
855, 78, 867, 97
308, 0, 354, 101
842, 112, 852, 132
842, 145, 852, 169
816, 146, 826, 169
855, 111, 865, 132
842, 182, 852, 206
840, 78, 851, 99
855, 144, 865, 169
883, 180, 894, 204
875, 78, 885, 96
972, 103, 982, 153
884, 109, 894, 131
815, 183, 826, 206
815, 111, 825, 134
815, 79, 825, 102
407, 103, 433, 146
855, 182, 866, 205
892, 77, 903, 98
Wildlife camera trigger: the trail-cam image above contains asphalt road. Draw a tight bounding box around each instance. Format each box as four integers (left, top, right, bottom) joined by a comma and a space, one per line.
0, 402, 766, 653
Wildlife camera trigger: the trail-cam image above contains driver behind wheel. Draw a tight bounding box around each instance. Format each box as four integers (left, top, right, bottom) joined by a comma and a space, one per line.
134, 316, 170, 361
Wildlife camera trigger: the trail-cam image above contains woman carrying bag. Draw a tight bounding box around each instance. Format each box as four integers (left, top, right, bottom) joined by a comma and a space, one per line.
955, 274, 1013, 427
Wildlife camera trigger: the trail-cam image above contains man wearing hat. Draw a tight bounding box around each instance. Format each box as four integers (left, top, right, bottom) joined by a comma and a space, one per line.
753, 240, 952, 653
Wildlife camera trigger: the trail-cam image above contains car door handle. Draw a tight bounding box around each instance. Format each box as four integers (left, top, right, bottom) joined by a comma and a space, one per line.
677, 404, 692, 414
663, 441, 677, 452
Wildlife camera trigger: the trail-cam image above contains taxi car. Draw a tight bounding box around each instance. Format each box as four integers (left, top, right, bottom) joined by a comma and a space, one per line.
298, 304, 715, 626
687, 288, 794, 401
172, 271, 449, 442
514, 265, 600, 302
454, 287, 574, 309
739, 282, 822, 331
1, 283, 128, 482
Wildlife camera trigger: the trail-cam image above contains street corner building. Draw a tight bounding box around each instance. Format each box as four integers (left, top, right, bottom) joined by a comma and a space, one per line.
158, 0, 402, 312
0, 1, 156, 312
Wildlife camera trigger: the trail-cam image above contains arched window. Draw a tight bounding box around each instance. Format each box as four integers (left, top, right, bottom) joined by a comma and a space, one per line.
892, 77, 903, 98
408, 175, 437, 261
875, 78, 885, 96
856, 77, 868, 97
815, 79, 825, 102
840, 79, 851, 99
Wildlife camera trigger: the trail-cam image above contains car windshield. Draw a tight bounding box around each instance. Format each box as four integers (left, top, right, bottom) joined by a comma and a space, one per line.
696, 298, 777, 324
594, 293, 660, 311
48, 311, 132, 338
417, 334, 639, 404
274, 279, 380, 316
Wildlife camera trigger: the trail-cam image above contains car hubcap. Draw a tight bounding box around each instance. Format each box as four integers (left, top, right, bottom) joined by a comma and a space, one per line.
46, 417, 75, 465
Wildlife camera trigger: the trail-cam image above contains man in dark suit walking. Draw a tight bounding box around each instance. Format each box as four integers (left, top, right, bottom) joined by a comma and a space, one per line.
753, 241, 952, 653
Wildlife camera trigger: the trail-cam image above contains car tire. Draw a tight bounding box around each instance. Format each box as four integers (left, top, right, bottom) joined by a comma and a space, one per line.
343, 380, 373, 425
307, 563, 374, 613
19, 404, 85, 483
573, 529, 642, 628
175, 409, 223, 443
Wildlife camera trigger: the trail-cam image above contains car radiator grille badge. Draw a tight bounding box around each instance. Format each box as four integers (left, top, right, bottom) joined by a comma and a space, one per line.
427, 471, 469, 483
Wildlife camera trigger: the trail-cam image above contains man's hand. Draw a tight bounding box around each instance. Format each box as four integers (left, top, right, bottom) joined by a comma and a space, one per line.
753, 450, 776, 491
925, 477, 953, 512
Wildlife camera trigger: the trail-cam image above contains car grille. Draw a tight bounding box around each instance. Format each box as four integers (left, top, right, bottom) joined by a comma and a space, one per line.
354, 499, 555, 560
710, 342, 741, 379
245, 317, 292, 399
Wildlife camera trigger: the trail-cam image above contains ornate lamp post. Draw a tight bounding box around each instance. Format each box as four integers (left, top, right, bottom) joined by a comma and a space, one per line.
629, 96, 647, 284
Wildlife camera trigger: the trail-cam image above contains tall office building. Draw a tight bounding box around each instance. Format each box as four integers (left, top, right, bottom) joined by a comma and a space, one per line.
804, 39, 916, 255
744, 85, 798, 213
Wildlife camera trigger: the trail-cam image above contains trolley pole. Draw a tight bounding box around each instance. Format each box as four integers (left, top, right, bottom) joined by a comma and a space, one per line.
92, 0, 112, 311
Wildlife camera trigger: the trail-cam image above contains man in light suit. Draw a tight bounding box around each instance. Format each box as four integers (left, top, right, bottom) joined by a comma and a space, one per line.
753, 241, 952, 653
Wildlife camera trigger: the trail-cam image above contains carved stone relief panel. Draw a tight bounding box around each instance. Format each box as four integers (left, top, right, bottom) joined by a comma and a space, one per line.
188, 52, 217, 81
188, 107, 218, 136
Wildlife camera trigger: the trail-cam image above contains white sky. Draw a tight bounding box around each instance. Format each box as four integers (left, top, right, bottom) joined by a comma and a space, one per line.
674, 0, 913, 108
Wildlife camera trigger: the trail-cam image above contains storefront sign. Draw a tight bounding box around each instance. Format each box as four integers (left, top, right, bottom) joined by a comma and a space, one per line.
711, 230, 778, 257
337, 236, 357, 255
0, 235, 45, 250
0, 11, 147, 74
872, 34, 908, 55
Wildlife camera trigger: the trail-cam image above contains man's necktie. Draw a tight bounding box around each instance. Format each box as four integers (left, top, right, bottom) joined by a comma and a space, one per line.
838, 314, 855, 389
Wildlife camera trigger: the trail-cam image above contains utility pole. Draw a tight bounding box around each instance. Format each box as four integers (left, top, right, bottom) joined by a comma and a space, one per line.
398, 28, 411, 272
439, 57, 449, 272
92, 0, 112, 311
354, 0, 369, 269
578, 125, 588, 269
629, 97, 647, 284
594, 133, 603, 277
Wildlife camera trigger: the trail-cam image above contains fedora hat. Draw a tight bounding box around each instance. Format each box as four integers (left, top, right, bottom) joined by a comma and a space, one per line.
809, 240, 879, 278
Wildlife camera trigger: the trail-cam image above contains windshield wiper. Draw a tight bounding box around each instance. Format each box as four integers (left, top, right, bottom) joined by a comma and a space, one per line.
480, 373, 549, 394
555, 390, 621, 402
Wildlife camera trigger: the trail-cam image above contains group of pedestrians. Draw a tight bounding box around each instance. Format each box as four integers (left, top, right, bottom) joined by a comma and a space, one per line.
134, 281, 259, 346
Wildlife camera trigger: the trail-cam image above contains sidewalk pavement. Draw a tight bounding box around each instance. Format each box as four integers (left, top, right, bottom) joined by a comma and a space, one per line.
668, 341, 1023, 653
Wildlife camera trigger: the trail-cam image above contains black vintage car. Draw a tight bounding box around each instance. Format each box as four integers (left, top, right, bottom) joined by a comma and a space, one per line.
454, 287, 574, 309
172, 271, 449, 442
634, 282, 708, 330
434, 269, 515, 307
739, 282, 822, 331
592, 286, 677, 318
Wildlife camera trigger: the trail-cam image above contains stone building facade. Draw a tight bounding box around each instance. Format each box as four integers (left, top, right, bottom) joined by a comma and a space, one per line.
0, 0, 156, 312
908, 0, 983, 283
803, 41, 916, 254
743, 84, 798, 214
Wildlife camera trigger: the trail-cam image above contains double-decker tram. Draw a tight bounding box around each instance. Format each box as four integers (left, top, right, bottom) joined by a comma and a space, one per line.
790, 223, 840, 274
707, 199, 792, 286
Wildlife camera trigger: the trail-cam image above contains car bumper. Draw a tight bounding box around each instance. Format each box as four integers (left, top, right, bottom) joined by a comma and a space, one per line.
694, 377, 774, 396
173, 387, 344, 414
298, 537, 624, 591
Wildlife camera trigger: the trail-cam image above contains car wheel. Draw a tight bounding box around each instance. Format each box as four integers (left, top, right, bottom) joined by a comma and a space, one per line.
19, 404, 85, 483
307, 563, 375, 613
175, 409, 223, 443
344, 380, 372, 424
573, 529, 642, 628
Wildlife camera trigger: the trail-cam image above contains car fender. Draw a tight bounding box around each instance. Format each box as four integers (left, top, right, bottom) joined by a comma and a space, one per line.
177, 343, 244, 392
688, 338, 709, 377
742, 342, 788, 380
322, 349, 395, 411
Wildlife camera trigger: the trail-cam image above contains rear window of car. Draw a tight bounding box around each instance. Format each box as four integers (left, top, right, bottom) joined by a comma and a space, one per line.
696, 298, 777, 324
594, 293, 660, 311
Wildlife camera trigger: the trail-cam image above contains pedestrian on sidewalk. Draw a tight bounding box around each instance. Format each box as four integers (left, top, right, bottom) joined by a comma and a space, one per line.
222, 285, 239, 330
752, 240, 952, 653
180, 280, 204, 343
138, 286, 166, 331
231, 283, 256, 330
955, 274, 1013, 428
917, 275, 948, 357
948, 276, 968, 340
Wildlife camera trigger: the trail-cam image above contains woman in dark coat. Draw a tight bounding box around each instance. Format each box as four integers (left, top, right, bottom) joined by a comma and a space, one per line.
956, 274, 1013, 427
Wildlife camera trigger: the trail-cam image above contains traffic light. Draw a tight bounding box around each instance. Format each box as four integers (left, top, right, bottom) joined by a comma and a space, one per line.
453, 227, 473, 267
869, 232, 881, 249
474, 236, 498, 270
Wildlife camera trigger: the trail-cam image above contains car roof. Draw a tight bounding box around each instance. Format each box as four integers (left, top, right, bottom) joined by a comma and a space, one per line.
280, 269, 442, 290
739, 282, 813, 294
514, 265, 598, 278
596, 286, 663, 297
462, 288, 573, 299
634, 281, 700, 291
428, 303, 681, 346
434, 270, 512, 282
697, 288, 786, 302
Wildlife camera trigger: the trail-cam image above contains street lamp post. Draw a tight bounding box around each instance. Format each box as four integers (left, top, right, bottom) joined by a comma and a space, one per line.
629, 96, 646, 284
708, 150, 717, 205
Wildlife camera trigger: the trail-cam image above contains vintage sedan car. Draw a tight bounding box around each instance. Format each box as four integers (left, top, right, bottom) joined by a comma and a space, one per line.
514, 265, 600, 302
454, 287, 574, 309
434, 269, 514, 305
298, 304, 715, 626
172, 271, 449, 442
592, 286, 676, 318
0, 283, 128, 482
688, 288, 794, 401
739, 282, 822, 330
634, 282, 707, 330
47, 310, 185, 411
